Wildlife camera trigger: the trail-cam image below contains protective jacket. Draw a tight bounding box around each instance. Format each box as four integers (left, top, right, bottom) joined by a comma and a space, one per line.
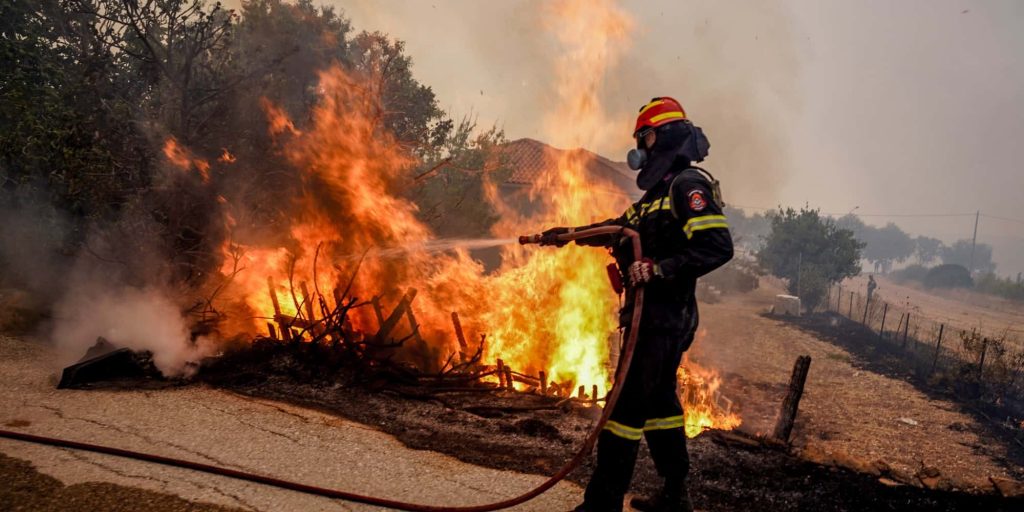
579, 164, 733, 339
575, 162, 733, 512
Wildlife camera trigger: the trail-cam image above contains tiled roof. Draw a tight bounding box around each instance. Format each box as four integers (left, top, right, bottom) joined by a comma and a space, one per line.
499, 138, 638, 196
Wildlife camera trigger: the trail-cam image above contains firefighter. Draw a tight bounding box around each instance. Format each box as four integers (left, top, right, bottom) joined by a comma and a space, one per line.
541, 97, 733, 512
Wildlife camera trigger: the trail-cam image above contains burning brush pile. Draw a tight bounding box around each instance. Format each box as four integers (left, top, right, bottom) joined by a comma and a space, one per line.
171, 63, 741, 438
53, 0, 740, 439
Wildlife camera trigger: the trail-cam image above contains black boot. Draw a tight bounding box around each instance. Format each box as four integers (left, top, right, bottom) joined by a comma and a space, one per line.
635, 427, 692, 511
628, 480, 693, 512
576, 430, 641, 512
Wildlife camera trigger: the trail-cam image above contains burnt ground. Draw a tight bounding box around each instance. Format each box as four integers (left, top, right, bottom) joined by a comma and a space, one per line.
781, 312, 1024, 473
194, 341, 1022, 511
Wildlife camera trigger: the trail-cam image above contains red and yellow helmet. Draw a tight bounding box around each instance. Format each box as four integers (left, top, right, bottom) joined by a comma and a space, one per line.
633, 97, 687, 137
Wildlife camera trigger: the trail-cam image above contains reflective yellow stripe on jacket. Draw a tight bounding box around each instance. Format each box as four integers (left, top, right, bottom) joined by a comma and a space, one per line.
682, 214, 728, 240
625, 197, 672, 223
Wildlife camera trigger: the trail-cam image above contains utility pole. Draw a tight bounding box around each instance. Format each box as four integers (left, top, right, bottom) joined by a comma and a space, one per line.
968, 210, 980, 275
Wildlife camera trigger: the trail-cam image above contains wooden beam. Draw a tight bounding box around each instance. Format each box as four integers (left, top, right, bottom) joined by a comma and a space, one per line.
451, 312, 469, 363
300, 281, 315, 322
405, 302, 424, 346
371, 296, 386, 329
267, 276, 281, 316
372, 289, 418, 344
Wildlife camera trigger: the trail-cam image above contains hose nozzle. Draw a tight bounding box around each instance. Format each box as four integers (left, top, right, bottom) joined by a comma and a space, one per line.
518, 234, 542, 245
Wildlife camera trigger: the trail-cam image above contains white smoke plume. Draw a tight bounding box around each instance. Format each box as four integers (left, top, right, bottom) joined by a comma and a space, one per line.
51, 283, 217, 378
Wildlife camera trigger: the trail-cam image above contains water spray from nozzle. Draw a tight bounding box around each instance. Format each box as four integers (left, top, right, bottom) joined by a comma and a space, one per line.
343, 237, 521, 260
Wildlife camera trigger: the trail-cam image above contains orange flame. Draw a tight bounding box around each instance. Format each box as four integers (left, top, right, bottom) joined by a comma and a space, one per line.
208, 0, 740, 434
218, 148, 237, 163
679, 356, 743, 438
162, 137, 210, 183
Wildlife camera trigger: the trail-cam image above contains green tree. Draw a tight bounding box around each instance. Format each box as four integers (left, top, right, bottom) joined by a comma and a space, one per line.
836, 215, 913, 273
2, 0, 506, 289
723, 206, 771, 251
914, 236, 945, 264
409, 119, 507, 237
757, 207, 863, 310
941, 239, 996, 274
861, 222, 915, 273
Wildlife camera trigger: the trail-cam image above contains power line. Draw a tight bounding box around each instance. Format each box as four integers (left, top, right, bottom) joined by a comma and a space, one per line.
981, 213, 1024, 226
728, 205, 978, 219
730, 206, 1024, 225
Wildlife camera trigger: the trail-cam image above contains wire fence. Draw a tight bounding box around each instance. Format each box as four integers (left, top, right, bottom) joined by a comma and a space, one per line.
822, 284, 1024, 416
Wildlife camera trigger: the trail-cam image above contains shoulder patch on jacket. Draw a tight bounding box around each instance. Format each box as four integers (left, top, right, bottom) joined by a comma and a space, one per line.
687, 189, 707, 212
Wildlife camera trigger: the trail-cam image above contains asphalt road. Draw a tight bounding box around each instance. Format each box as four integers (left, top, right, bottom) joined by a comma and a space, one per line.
0, 335, 583, 511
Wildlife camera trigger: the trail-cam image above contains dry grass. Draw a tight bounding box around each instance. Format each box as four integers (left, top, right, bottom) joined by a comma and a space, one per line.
841, 275, 1024, 351
691, 282, 1022, 488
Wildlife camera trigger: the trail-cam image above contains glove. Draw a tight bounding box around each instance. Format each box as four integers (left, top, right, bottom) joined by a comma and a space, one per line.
627, 258, 661, 286
539, 226, 572, 247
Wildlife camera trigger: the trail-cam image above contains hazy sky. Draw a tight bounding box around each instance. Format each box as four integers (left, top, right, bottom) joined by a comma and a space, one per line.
226, 0, 1024, 276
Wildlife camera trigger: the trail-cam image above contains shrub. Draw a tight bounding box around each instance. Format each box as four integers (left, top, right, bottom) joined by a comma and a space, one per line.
891, 264, 929, 284
702, 259, 760, 294
974, 272, 1024, 302
923, 264, 973, 289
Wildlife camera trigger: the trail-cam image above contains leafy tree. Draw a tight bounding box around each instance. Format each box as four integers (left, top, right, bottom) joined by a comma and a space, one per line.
835, 215, 914, 273
835, 213, 867, 235
941, 239, 996, 274
757, 207, 863, 310
860, 222, 914, 273
2, 0, 507, 288
723, 206, 771, 251
408, 118, 507, 237
914, 236, 944, 264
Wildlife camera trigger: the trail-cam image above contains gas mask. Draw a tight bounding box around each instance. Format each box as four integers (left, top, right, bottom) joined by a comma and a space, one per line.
626, 148, 647, 170
627, 121, 710, 190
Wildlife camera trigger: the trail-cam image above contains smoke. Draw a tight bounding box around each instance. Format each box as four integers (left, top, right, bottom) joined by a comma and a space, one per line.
337, 0, 803, 205
0, 193, 73, 303
0, 195, 217, 376
51, 282, 217, 377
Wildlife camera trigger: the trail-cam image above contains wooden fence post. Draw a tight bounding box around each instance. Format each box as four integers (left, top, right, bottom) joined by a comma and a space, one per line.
862, 296, 870, 325
930, 324, 945, 376
774, 355, 812, 443
505, 367, 515, 391
979, 338, 989, 380
902, 313, 911, 349
893, 312, 905, 341
848, 291, 854, 318
878, 303, 889, 339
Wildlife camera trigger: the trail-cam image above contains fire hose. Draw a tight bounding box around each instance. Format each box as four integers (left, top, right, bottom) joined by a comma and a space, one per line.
0, 226, 643, 512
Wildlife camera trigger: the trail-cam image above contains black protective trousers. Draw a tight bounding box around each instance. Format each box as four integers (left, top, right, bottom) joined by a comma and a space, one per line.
581, 324, 692, 512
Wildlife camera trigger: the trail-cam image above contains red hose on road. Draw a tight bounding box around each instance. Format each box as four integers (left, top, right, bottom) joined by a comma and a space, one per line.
0, 227, 643, 512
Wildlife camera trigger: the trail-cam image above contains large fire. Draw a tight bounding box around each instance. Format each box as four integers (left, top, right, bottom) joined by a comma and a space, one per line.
164, 0, 738, 438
